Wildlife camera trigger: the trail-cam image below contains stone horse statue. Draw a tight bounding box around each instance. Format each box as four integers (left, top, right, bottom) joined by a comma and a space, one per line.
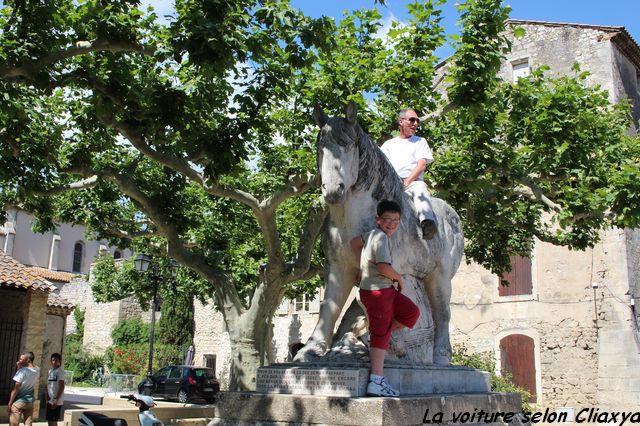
295, 101, 464, 365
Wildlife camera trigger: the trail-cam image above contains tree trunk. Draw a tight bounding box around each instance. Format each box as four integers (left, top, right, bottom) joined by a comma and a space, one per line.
225, 292, 277, 391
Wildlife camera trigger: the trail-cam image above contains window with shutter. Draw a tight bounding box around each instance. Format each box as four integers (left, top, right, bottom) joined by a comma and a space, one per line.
499, 255, 532, 296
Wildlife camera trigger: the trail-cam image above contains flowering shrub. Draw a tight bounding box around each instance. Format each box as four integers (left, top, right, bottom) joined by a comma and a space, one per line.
106, 343, 186, 375
107, 344, 148, 375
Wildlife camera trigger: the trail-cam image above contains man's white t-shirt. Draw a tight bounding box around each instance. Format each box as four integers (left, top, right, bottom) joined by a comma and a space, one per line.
12, 366, 39, 403
380, 135, 434, 180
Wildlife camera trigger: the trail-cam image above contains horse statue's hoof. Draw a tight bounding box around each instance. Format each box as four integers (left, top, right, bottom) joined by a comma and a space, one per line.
433, 354, 451, 365
292, 340, 327, 362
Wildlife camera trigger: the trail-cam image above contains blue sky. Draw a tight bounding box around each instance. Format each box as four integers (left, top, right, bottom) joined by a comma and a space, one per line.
290, 0, 640, 59
145, 0, 639, 59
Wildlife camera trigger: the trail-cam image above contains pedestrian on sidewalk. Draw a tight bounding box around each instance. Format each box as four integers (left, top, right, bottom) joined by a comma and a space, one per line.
7, 351, 40, 426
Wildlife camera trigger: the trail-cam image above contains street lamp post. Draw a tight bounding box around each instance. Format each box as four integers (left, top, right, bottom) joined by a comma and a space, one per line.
134, 253, 179, 394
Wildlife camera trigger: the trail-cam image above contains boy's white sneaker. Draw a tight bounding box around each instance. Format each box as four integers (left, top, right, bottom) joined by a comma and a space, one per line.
366, 377, 400, 397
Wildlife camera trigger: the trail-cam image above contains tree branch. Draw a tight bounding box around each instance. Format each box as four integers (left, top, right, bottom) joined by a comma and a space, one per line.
514, 177, 562, 213
0, 39, 155, 80
33, 176, 99, 195
295, 264, 324, 282
95, 100, 264, 210
261, 172, 320, 209
287, 198, 327, 280
99, 167, 244, 319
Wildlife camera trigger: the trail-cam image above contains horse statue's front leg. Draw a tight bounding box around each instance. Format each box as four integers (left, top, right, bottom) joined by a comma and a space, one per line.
424, 266, 453, 365
294, 261, 357, 362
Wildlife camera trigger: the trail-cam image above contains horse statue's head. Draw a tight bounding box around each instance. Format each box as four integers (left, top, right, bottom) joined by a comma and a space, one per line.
314, 101, 404, 206
314, 101, 361, 204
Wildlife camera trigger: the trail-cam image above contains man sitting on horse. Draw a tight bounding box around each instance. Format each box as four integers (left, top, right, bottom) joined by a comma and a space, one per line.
381, 108, 437, 240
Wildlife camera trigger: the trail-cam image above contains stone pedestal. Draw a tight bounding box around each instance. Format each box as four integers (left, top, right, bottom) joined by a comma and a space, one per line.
211, 392, 523, 425
257, 363, 490, 397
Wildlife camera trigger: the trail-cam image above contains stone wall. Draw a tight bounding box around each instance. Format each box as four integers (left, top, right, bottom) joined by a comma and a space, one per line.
83, 295, 144, 354
502, 23, 615, 92
55, 266, 146, 354
450, 227, 639, 410
504, 22, 639, 132
56, 277, 91, 334
192, 299, 231, 384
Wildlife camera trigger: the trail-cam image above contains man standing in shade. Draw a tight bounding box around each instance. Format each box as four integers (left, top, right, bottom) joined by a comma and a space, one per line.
7, 351, 39, 426
381, 108, 437, 239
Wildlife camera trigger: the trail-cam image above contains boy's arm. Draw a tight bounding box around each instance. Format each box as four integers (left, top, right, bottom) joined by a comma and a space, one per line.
52, 380, 65, 408
376, 263, 404, 291
350, 235, 364, 266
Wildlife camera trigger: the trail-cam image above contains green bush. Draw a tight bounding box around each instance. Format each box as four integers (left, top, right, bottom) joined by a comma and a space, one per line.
111, 318, 150, 346
64, 337, 105, 384
106, 342, 186, 375
451, 344, 532, 411
106, 318, 185, 375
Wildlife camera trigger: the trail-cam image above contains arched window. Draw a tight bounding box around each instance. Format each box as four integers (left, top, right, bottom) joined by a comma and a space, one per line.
72, 242, 84, 273
114, 250, 122, 259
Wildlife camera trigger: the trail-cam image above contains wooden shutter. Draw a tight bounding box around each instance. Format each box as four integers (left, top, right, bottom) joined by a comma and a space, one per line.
500, 334, 537, 402
499, 255, 532, 296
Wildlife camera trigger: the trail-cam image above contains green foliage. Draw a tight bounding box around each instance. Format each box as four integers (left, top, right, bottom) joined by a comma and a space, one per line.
452, 344, 532, 411
111, 317, 150, 346
447, 0, 511, 106
158, 290, 194, 348
64, 337, 105, 384
72, 307, 85, 340
106, 316, 185, 375
431, 63, 638, 273
106, 342, 185, 375
107, 344, 148, 375
2, 0, 639, 389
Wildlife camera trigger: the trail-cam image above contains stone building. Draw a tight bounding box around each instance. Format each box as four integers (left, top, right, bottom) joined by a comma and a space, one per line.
1, 207, 131, 276
0, 250, 73, 422
0, 208, 139, 352
190, 20, 640, 414
445, 20, 639, 413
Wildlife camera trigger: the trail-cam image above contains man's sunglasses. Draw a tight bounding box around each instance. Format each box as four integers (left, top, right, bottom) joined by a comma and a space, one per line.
403, 117, 420, 124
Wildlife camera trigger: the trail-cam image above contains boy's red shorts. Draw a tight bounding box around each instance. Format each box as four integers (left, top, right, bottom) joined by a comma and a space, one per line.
359, 287, 420, 350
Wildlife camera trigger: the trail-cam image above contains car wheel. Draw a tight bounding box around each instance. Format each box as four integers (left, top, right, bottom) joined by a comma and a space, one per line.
177, 389, 189, 403
205, 397, 216, 404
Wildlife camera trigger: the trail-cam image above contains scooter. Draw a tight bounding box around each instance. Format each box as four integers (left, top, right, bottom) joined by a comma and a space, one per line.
78, 394, 163, 426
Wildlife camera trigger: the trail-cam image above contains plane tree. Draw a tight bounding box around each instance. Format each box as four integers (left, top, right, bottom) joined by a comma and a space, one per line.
1, 0, 638, 390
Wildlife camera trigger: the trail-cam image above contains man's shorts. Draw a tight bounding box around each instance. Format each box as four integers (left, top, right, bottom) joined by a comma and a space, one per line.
360, 287, 420, 349
45, 403, 62, 421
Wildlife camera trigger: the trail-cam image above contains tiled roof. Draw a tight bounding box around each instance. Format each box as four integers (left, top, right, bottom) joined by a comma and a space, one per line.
29, 266, 77, 283
0, 250, 55, 292
47, 293, 75, 316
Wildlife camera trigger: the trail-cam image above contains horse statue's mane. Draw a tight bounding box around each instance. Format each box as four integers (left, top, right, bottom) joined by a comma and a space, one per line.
352, 122, 405, 203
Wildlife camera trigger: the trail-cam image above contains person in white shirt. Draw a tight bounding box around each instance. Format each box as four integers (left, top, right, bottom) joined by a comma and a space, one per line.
7, 351, 39, 426
380, 108, 437, 239
45, 353, 65, 426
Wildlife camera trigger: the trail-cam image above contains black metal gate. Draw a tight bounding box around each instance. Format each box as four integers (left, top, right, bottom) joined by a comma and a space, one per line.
0, 320, 23, 404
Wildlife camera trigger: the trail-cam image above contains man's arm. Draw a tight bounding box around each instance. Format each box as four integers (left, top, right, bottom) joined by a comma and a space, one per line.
403, 158, 427, 188
6, 381, 21, 414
